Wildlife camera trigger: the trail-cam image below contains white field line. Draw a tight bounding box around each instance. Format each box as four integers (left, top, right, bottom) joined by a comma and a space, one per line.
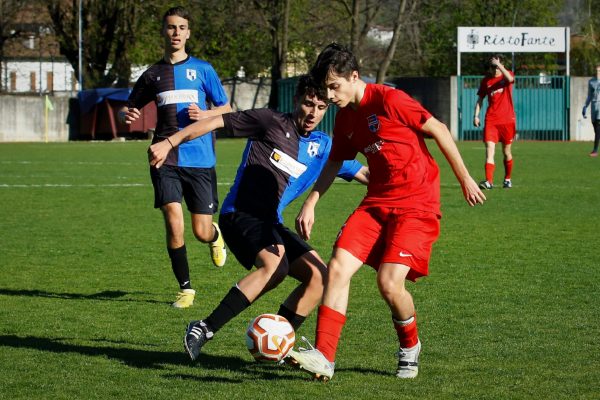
0, 178, 354, 189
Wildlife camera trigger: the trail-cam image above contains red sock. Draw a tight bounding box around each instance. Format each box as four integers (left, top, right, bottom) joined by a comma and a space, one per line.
393, 314, 419, 349
315, 305, 347, 362
504, 159, 513, 180
485, 163, 495, 184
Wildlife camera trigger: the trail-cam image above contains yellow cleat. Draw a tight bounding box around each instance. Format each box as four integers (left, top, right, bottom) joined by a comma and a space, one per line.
209, 222, 227, 267
172, 289, 195, 308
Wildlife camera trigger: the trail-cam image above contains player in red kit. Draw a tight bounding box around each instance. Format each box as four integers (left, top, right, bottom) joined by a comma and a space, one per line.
287, 43, 486, 381
473, 54, 516, 189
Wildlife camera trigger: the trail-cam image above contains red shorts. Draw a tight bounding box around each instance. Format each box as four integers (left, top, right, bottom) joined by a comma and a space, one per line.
483, 122, 516, 144
334, 206, 440, 281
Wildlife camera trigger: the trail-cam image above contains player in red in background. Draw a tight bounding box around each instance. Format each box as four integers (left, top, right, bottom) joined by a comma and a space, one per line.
473, 54, 516, 189
288, 43, 486, 381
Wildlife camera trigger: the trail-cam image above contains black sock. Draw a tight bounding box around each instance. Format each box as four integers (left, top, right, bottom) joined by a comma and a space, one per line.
204, 286, 251, 333
167, 245, 191, 290
211, 225, 219, 242
277, 304, 306, 331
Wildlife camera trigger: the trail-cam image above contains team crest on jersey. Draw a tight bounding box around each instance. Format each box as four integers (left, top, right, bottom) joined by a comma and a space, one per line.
367, 114, 380, 132
186, 69, 197, 81
307, 142, 320, 157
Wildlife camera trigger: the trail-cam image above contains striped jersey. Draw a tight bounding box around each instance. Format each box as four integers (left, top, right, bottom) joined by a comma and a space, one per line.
221, 108, 362, 223
127, 56, 228, 167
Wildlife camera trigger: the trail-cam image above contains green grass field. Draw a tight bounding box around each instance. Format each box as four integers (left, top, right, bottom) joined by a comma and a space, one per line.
0, 139, 599, 399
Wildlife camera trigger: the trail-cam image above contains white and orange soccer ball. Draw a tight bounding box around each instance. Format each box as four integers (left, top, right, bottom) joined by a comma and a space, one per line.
245, 313, 295, 362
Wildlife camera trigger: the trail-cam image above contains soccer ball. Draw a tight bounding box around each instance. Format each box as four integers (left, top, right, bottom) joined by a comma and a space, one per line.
245, 313, 295, 362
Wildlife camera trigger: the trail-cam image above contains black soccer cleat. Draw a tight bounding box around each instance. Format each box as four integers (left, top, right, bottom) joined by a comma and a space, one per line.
479, 180, 493, 190
184, 320, 214, 361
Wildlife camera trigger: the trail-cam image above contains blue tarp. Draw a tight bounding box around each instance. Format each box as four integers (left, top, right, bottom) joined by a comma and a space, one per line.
78, 88, 131, 114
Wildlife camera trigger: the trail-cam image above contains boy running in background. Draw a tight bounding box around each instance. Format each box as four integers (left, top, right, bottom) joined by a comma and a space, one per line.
119, 6, 230, 308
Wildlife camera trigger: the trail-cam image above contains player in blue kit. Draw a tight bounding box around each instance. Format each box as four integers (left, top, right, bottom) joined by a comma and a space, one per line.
148, 75, 368, 361
119, 6, 231, 309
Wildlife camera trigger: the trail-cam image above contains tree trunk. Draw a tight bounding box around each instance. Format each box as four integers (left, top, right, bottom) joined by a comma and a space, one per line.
376, 0, 412, 84
265, 0, 290, 110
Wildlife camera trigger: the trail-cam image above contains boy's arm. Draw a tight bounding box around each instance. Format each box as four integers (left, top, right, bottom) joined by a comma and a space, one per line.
583, 81, 593, 117
148, 115, 225, 168
118, 106, 141, 124
473, 95, 485, 127
295, 159, 343, 240
353, 166, 369, 185
421, 117, 486, 207
188, 103, 232, 121
491, 57, 514, 83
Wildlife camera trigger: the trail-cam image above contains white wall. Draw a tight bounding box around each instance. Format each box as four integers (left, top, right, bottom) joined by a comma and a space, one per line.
1, 60, 79, 93
570, 76, 595, 141
0, 95, 70, 142
0, 78, 270, 142
0, 76, 593, 143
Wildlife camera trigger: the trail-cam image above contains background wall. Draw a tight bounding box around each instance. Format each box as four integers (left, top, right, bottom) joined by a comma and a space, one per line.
0, 77, 595, 142
0, 94, 70, 142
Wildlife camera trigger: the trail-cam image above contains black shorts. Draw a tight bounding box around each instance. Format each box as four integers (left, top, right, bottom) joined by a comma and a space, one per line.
150, 165, 218, 214
218, 211, 313, 270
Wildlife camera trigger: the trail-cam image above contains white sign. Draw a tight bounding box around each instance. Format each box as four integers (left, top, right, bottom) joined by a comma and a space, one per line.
457, 27, 567, 53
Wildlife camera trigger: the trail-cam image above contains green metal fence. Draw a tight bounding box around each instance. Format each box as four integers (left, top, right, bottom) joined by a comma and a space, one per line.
279, 75, 570, 141
278, 77, 337, 134
458, 75, 569, 141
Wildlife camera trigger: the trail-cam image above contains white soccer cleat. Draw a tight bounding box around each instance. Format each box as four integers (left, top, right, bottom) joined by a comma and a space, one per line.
396, 340, 421, 378
286, 337, 335, 382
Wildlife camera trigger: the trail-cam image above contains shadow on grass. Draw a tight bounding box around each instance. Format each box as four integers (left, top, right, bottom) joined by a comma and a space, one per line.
0, 288, 166, 304
0, 334, 385, 381
0, 334, 186, 369
0, 335, 303, 380
0, 334, 330, 382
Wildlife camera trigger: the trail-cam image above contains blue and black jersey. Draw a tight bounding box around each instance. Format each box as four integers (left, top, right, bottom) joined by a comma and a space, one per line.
221, 108, 362, 224
128, 56, 228, 168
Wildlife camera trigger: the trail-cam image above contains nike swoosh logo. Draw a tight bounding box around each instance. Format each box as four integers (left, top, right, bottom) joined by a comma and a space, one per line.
399, 251, 412, 257
208, 203, 214, 209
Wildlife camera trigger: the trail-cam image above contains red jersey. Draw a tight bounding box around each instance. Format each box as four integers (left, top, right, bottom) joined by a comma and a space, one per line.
329, 84, 440, 215
477, 72, 515, 125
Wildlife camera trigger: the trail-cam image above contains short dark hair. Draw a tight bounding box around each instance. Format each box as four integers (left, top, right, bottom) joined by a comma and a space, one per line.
163, 6, 191, 26
486, 53, 504, 68
295, 74, 327, 102
310, 43, 360, 86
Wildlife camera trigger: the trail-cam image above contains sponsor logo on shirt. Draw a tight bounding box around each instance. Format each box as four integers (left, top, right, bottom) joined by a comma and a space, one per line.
186, 69, 197, 81
270, 148, 307, 178
307, 142, 320, 157
490, 87, 505, 96
367, 114, 380, 132
364, 140, 384, 154
156, 90, 199, 106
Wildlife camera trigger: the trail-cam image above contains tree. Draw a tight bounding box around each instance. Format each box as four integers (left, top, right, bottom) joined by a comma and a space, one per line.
253, 0, 291, 109
375, 0, 417, 83
571, 0, 600, 75
332, 0, 384, 61
47, 0, 139, 89
0, 0, 32, 92
399, 0, 566, 77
